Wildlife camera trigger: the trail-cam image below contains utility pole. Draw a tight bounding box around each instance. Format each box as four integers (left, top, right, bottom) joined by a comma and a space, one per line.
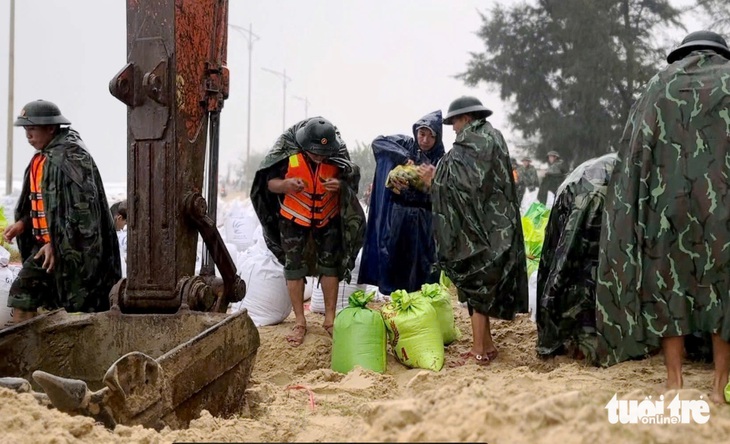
5, 0, 15, 195
292, 95, 310, 119
228, 23, 259, 169
262, 67, 291, 132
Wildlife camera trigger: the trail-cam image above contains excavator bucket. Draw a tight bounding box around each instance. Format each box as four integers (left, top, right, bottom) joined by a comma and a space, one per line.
0, 0, 259, 429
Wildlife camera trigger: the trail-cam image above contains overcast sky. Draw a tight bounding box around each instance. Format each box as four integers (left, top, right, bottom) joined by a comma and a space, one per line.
0, 0, 708, 187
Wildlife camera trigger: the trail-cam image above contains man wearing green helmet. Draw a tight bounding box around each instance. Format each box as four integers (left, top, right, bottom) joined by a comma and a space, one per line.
596, 30, 730, 404
422, 96, 528, 365
250, 117, 365, 346
4, 100, 121, 324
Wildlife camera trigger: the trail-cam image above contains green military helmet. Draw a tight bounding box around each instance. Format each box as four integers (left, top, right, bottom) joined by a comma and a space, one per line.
667, 30, 730, 64
295, 117, 340, 156
443, 96, 492, 125
547, 151, 561, 158
14, 99, 71, 127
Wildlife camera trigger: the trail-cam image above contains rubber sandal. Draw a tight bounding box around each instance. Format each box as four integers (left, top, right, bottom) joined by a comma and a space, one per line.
286, 324, 307, 347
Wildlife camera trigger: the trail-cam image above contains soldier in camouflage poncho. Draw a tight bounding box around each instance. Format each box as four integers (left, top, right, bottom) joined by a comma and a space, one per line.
5, 100, 121, 324
536, 153, 617, 361
251, 117, 365, 346
517, 157, 540, 204
427, 96, 528, 365
595, 31, 730, 403
537, 151, 568, 205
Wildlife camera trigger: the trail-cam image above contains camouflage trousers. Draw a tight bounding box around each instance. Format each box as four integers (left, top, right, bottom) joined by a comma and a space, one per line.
278, 216, 342, 280
7, 243, 59, 311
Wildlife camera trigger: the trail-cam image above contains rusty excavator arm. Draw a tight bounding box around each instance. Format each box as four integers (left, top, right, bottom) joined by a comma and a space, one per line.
0, 0, 259, 430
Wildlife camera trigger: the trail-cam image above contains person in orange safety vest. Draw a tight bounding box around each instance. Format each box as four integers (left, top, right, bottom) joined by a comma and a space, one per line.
250, 117, 365, 347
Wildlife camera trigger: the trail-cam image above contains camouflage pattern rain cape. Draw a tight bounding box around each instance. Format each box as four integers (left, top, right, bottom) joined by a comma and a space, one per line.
250, 117, 366, 281
536, 153, 617, 360
358, 110, 444, 294
517, 163, 539, 203
15, 128, 121, 312
596, 49, 730, 367
432, 118, 528, 318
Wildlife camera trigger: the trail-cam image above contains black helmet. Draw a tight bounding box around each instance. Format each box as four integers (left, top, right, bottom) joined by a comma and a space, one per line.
666, 30, 730, 64
443, 96, 492, 125
14, 100, 71, 126
295, 117, 340, 156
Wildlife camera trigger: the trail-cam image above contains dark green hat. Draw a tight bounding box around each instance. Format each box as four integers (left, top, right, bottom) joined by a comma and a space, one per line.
667, 30, 730, 64
14, 99, 71, 126
443, 96, 492, 125
295, 117, 340, 156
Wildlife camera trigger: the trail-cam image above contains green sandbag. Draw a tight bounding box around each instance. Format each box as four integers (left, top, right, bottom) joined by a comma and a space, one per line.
381, 290, 444, 371
331, 290, 387, 374
521, 202, 551, 275
420, 283, 461, 345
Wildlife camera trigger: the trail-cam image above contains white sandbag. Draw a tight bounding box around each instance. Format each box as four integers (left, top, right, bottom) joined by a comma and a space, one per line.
117, 228, 127, 278
528, 270, 538, 322
231, 247, 291, 326
303, 278, 313, 302
521, 187, 539, 214
310, 251, 368, 314
546, 191, 555, 209
0, 246, 10, 267
0, 266, 15, 326
224, 200, 261, 252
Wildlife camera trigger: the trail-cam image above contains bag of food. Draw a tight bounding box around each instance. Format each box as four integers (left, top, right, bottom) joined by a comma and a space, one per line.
385, 165, 428, 194
331, 290, 387, 374
381, 290, 443, 371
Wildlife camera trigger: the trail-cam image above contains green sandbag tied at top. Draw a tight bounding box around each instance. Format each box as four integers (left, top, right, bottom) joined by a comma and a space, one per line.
331, 290, 387, 374
521, 202, 550, 275
420, 283, 461, 345
381, 289, 444, 371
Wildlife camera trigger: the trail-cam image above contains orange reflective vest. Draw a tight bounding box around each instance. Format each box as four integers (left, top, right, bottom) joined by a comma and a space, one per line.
279, 153, 340, 228
29, 153, 51, 244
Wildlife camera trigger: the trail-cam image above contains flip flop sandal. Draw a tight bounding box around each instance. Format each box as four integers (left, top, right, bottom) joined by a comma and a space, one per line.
286, 324, 307, 347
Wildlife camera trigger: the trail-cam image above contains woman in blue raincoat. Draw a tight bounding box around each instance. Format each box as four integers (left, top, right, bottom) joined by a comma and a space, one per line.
358, 110, 444, 294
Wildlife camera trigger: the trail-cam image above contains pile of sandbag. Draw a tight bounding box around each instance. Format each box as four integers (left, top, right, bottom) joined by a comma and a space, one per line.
310, 250, 368, 314
0, 246, 21, 326
229, 227, 292, 326
224, 199, 262, 252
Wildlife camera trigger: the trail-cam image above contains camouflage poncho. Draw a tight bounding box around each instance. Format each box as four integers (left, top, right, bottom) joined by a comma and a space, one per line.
516, 164, 539, 204
432, 119, 528, 318
250, 118, 366, 281
536, 153, 617, 360
595, 50, 730, 367
15, 128, 121, 312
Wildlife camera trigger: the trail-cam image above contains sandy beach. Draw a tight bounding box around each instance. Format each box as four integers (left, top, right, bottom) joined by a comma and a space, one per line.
2, 287, 730, 444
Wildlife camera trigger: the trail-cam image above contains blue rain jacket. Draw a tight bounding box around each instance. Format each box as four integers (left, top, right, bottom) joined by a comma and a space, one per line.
358, 110, 444, 293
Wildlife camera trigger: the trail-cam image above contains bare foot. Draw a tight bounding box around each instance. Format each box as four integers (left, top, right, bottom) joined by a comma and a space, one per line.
709, 390, 726, 405
323, 324, 333, 338
286, 324, 307, 347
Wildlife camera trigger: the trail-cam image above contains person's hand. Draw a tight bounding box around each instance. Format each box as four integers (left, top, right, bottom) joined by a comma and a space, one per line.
417, 164, 436, 188
283, 178, 305, 193
321, 178, 341, 192
3, 221, 25, 243
34, 243, 55, 273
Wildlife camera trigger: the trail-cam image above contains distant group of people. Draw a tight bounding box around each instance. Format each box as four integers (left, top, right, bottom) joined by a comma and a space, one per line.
3, 27, 730, 404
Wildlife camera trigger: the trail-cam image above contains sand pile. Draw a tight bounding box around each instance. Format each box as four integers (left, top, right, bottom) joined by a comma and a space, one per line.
2, 293, 730, 443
